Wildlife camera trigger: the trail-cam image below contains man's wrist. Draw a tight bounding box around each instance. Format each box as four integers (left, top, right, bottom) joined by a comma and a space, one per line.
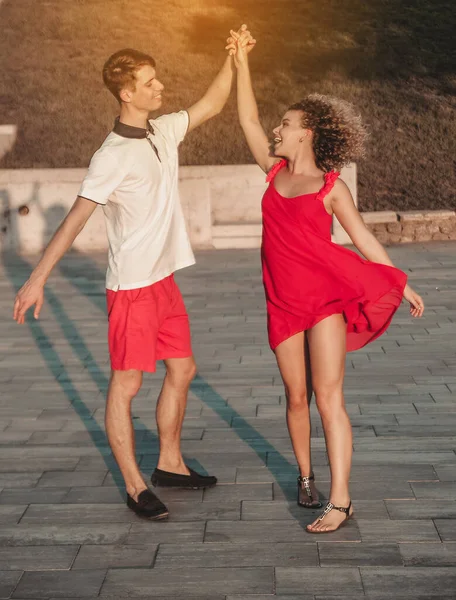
29, 269, 47, 287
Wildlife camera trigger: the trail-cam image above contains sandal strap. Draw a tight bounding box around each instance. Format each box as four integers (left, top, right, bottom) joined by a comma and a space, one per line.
297, 472, 315, 482
317, 501, 352, 522
297, 474, 315, 499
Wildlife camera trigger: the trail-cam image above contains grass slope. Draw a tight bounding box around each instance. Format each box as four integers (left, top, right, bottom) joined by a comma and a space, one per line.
0, 0, 455, 210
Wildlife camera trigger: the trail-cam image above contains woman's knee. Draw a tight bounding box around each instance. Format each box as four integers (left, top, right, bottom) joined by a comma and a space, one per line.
285, 386, 310, 412
314, 384, 344, 419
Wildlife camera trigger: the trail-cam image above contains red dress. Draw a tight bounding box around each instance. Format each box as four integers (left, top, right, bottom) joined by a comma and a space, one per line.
262, 160, 407, 351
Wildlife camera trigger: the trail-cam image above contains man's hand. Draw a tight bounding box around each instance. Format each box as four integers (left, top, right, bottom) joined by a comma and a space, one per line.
13, 278, 45, 324
226, 24, 256, 67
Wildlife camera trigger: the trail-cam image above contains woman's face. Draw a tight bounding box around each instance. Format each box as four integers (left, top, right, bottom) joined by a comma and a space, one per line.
272, 110, 309, 157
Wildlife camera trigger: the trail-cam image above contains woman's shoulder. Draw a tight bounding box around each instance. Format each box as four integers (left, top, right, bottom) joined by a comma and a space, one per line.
266, 160, 287, 182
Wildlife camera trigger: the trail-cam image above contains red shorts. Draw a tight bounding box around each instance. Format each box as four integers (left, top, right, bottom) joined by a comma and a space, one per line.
106, 275, 192, 373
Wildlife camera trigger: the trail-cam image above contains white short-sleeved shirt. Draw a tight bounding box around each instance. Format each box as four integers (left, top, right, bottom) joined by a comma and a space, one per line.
78, 110, 195, 291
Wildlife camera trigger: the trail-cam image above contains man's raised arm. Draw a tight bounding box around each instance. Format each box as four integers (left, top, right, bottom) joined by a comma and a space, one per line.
186, 24, 255, 133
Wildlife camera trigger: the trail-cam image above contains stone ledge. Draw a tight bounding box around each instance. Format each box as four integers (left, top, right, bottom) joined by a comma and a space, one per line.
0, 124, 17, 161
213, 223, 263, 238
364, 210, 456, 244
398, 210, 456, 222
212, 211, 456, 248
361, 211, 398, 224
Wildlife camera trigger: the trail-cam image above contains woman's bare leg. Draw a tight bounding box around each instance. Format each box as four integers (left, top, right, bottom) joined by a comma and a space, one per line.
275, 331, 319, 504
306, 314, 354, 532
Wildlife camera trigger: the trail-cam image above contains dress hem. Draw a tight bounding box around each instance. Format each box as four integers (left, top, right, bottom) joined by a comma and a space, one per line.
269, 275, 406, 353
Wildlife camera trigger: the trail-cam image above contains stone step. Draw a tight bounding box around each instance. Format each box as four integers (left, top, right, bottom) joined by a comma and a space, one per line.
212, 224, 262, 249
212, 223, 263, 237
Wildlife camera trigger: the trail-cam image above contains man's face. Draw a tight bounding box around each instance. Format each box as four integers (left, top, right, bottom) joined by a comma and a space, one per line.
123, 64, 164, 111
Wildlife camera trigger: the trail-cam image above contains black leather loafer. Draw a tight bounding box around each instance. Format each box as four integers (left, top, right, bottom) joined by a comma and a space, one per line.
126, 488, 169, 520
151, 467, 217, 489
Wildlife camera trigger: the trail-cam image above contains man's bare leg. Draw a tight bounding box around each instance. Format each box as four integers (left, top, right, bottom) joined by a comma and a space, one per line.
105, 369, 147, 501
156, 356, 197, 474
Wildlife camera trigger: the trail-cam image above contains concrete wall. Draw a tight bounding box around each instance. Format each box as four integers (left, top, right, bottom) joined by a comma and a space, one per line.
0, 164, 357, 253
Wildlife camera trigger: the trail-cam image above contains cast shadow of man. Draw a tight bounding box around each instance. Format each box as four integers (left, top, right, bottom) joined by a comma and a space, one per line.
0, 192, 130, 492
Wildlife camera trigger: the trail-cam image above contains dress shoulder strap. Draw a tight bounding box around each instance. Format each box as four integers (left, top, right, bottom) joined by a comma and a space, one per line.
266, 159, 287, 182
316, 171, 340, 202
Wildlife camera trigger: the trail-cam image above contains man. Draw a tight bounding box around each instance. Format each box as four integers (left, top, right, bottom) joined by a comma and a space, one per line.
13, 26, 255, 519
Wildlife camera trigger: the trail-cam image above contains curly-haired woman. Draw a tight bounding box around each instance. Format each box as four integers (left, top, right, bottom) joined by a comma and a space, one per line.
227, 29, 424, 534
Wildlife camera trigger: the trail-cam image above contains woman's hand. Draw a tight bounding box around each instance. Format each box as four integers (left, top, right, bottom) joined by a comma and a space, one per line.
226, 24, 256, 67
403, 284, 424, 318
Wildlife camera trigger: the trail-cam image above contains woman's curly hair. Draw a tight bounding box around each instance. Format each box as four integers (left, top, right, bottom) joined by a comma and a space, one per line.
288, 94, 367, 173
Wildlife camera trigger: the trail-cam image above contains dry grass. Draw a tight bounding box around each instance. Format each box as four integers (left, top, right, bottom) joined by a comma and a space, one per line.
0, 0, 455, 210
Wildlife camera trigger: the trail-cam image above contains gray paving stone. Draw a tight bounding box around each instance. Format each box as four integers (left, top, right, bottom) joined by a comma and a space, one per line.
411, 482, 456, 499
326, 464, 437, 482
75, 457, 114, 471
13, 569, 106, 598
360, 566, 456, 597
386, 499, 456, 519
353, 437, 456, 451
235, 466, 299, 484
155, 542, 318, 568
0, 448, 105, 459
275, 567, 363, 595
126, 522, 205, 544
73, 544, 157, 569
0, 488, 69, 505
37, 471, 106, 488
21, 504, 136, 524
58, 597, 223, 600
357, 519, 440, 542
203, 483, 272, 502
318, 542, 402, 566
400, 542, 456, 566
0, 458, 78, 473
375, 425, 456, 437
0, 524, 130, 546
0, 473, 41, 488
205, 520, 359, 542
227, 597, 312, 600
7, 418, 66, 431
0, 505, 27, 524
0, 431, 33, 443
0, 571, 23, 598
101, 567, 273, 596
62, 487, 124, 504
434, 464, 456, 480
351, 451, 456, 465
0, 546, 78, 571
434, 519, 456, 541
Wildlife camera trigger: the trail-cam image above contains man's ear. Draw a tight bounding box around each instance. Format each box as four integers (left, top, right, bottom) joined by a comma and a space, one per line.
119, 88, 132, 104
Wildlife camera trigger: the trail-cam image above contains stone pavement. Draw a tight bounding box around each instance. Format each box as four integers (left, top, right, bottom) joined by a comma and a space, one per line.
0, 242, 455, 599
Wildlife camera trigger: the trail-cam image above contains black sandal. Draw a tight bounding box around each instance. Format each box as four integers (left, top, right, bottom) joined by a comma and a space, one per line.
306, 500, 353, 534
297, 473, 322, 509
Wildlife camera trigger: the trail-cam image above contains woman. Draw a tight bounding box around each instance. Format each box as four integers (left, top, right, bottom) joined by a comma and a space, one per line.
227, 29, 424, 534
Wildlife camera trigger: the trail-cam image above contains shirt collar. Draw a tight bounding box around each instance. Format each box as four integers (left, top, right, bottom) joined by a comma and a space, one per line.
113, 117, 154, 139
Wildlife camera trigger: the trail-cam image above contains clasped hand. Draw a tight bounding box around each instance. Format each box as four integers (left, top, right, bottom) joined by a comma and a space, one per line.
226, 24, 256, 66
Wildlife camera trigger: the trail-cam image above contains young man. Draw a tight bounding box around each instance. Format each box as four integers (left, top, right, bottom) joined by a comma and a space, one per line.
13, 26, 255, 519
